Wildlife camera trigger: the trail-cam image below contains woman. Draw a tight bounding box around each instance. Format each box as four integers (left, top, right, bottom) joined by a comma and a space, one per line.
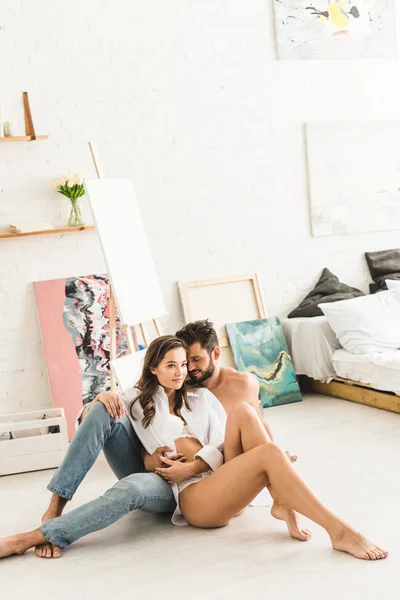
0, 336, 387, 560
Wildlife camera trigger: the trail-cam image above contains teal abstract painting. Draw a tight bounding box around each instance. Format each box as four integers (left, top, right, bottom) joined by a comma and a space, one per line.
226, 318, 302, 408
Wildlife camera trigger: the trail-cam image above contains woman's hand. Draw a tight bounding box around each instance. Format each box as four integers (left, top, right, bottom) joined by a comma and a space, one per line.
155, 457, 195, 483
95, 391, 126, 419
143, 447, 186, 472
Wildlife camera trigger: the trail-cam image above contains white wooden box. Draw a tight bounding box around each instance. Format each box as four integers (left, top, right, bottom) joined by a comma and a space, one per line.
0, 408, 68, 476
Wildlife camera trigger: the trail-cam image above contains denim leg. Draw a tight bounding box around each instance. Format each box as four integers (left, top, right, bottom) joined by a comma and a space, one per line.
48, 402, 144, 500
41, 473, 176, 549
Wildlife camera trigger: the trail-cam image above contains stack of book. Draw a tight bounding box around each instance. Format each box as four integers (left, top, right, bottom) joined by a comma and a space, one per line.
9, 223, 54, 234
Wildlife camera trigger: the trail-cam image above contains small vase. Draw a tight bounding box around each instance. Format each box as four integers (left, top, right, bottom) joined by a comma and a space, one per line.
68, 199, 85, 227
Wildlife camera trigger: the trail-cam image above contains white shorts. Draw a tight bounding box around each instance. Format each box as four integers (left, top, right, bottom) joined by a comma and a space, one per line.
177, 469, 213, 494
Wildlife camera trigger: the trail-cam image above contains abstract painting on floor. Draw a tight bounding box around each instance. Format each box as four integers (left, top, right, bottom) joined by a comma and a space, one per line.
226, 318, 302, 408
306, 121, 400, 236
274, 0, 397, 59
34, 274, 129, 439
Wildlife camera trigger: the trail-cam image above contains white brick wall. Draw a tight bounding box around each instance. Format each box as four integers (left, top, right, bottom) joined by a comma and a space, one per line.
1, 1, 400, 414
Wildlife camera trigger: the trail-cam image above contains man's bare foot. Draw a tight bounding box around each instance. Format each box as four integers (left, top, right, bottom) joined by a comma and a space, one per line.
271, 502, 312, 541
330, 524, 388, 560
286, 451, 298, 463
35, 507, 62, 559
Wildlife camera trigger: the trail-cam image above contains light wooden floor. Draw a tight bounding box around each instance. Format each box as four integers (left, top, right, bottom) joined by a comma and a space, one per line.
1, 393, 399, 600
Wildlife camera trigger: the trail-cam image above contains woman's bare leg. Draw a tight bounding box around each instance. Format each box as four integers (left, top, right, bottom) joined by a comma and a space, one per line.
224, 404, 311, 541
180, 441, 388, 560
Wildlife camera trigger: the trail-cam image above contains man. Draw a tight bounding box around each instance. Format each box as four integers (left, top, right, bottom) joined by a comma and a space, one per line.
175, 319, 295, 459
175, 320, 308, 541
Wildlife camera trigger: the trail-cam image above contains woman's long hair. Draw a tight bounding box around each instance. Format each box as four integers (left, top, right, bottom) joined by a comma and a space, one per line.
129, 335, 191, 428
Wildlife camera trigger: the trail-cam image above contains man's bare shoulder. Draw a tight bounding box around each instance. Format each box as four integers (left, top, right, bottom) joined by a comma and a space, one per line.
221, 368, 259, 393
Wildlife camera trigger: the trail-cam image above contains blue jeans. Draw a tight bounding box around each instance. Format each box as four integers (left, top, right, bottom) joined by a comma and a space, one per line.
41, 402, 176, 549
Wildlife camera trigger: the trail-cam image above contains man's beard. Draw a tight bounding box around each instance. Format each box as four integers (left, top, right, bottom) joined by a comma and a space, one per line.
189, 359, 215, 385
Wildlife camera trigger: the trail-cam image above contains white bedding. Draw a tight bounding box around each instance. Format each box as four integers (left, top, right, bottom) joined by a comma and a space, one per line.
332, 349, 400, 394
281, 316, 341, 381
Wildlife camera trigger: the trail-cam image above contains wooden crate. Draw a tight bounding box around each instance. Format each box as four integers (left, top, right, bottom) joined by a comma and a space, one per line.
0, 408, 68, 476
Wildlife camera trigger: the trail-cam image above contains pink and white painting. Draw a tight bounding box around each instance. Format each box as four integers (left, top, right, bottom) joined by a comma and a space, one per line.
34, 274, 129, 439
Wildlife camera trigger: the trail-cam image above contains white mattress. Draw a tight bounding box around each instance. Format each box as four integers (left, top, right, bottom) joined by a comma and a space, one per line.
281, 316, 341, 381
332, 349, 400, 394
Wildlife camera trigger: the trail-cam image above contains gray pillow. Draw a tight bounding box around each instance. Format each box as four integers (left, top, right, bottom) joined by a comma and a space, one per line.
287, 268, 364, 318
365, 248, 400, 292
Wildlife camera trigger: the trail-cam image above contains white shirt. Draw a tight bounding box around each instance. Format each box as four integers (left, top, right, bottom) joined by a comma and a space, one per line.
121, 385, 226, 471
76, 386, 227, 525
122, 385, 227, 525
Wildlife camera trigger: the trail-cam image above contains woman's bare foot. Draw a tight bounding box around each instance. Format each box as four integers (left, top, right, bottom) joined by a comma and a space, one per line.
271, 501, 312, 541
35, 505, 64, 559
330, 524, 388, 560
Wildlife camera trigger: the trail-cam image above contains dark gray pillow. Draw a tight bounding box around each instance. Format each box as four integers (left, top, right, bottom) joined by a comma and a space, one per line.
287, 268, 365, 318
365, 248, 400, 292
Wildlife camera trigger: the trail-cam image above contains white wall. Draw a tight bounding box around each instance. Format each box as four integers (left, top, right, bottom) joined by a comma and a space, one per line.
1, 0, 400, 415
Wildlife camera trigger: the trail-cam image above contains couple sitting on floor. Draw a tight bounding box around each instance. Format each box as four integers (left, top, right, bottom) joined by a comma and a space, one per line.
0, 320, 388, 561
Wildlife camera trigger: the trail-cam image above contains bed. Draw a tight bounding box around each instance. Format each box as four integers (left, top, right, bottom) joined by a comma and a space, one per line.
282, 317, 400, 414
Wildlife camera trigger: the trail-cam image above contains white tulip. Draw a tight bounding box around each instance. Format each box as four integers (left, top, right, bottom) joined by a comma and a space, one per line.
70, 172, 83, 185
54, 176, 67, 188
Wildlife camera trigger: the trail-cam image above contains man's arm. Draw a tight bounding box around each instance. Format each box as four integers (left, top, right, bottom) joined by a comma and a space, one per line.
142, 446, 186, 472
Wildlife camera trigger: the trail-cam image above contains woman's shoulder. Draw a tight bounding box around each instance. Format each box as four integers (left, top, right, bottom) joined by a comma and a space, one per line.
187, 387, 218, 404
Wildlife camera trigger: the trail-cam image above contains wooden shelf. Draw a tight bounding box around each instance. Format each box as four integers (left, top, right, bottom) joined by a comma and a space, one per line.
0, 135, 49, 142
0, 226, 95, 239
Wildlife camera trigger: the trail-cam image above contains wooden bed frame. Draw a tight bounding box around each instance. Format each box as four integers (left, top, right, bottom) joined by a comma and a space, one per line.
299, 375, 400, 415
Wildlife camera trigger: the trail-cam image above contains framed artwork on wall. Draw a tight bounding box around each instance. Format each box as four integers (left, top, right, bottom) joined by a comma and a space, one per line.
306, 121, 400, 236
274, 0, 397, 60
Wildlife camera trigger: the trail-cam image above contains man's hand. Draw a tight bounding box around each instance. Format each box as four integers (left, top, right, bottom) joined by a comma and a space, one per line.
143, 447, 186, 472
95, 391, 126, 419
155, 457, 196, 484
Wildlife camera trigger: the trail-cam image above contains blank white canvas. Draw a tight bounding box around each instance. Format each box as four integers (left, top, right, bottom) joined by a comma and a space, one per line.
306, 122, 400, 237
178, 278, 265, 347
111, 350, 146, 393
85, 179, 167, 325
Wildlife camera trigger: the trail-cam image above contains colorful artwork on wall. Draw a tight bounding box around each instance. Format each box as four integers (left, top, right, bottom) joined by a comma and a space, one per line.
274, 0, 397, 59
306, 121, 400, 236
34, 274, 128, 439
226, 318, 302, 408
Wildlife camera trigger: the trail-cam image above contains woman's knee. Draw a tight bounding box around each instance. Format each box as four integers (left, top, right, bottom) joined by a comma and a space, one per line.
259, 441, 283, 461
228, 402, 258, 422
